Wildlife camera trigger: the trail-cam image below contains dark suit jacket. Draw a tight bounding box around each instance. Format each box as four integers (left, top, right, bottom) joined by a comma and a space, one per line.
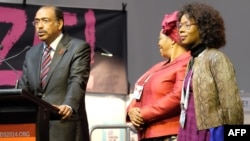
19, 34, 91, 141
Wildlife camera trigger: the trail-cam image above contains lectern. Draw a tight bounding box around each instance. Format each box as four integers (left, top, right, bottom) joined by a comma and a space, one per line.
0, 89, 60, 141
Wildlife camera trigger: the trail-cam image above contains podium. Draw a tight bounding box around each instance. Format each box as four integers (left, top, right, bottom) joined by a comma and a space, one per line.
0, 89, 60, 141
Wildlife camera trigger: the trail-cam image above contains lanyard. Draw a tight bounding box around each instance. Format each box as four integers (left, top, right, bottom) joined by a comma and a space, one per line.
181, 69, 193, 110
133, 61, 168, 100
136, 61, 168, 86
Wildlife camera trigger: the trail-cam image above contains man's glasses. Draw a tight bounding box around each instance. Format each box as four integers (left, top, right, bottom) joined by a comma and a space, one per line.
32, 18, 51, 26
177, 22, 196, 30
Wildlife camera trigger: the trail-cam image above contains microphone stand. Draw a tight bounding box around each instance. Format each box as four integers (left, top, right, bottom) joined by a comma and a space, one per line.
0, 45, 30, 89
3, 46, 31, 61
0, 57, 19, 89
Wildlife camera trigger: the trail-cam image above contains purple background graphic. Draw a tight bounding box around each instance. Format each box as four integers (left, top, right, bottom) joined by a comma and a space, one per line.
0, 3, 128, 94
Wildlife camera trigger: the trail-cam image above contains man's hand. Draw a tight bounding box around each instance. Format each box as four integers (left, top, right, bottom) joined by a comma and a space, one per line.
54, 105, 73, 120
128, 107, 144, 128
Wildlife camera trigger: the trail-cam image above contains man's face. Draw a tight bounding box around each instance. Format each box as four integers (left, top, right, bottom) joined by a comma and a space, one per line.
33, 7, 62, 45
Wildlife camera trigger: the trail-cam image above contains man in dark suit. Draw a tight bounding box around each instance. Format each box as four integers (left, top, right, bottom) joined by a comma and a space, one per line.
19, 6, 91, 141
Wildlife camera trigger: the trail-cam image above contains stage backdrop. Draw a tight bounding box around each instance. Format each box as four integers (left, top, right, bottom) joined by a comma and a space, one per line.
0, 3, 129, 95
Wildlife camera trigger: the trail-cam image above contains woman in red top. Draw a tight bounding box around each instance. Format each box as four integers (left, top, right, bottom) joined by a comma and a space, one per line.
126, 11, 191, 141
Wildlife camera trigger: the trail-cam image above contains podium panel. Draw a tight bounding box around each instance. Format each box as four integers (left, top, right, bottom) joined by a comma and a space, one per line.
0, 89, 37, 123
0, 89, 60, 141
0, 123, 36, 141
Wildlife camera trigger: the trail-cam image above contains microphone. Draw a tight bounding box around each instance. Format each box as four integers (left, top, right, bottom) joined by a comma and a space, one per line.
0, 58, 19, 88
1, 46, 31, 61
0, 45, 31, 89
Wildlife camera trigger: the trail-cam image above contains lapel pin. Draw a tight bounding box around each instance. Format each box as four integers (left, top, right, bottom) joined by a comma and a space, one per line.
59, 48, 65, 55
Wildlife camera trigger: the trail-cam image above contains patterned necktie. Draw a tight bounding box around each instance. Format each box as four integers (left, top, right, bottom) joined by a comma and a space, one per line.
40, 46, 52, 89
